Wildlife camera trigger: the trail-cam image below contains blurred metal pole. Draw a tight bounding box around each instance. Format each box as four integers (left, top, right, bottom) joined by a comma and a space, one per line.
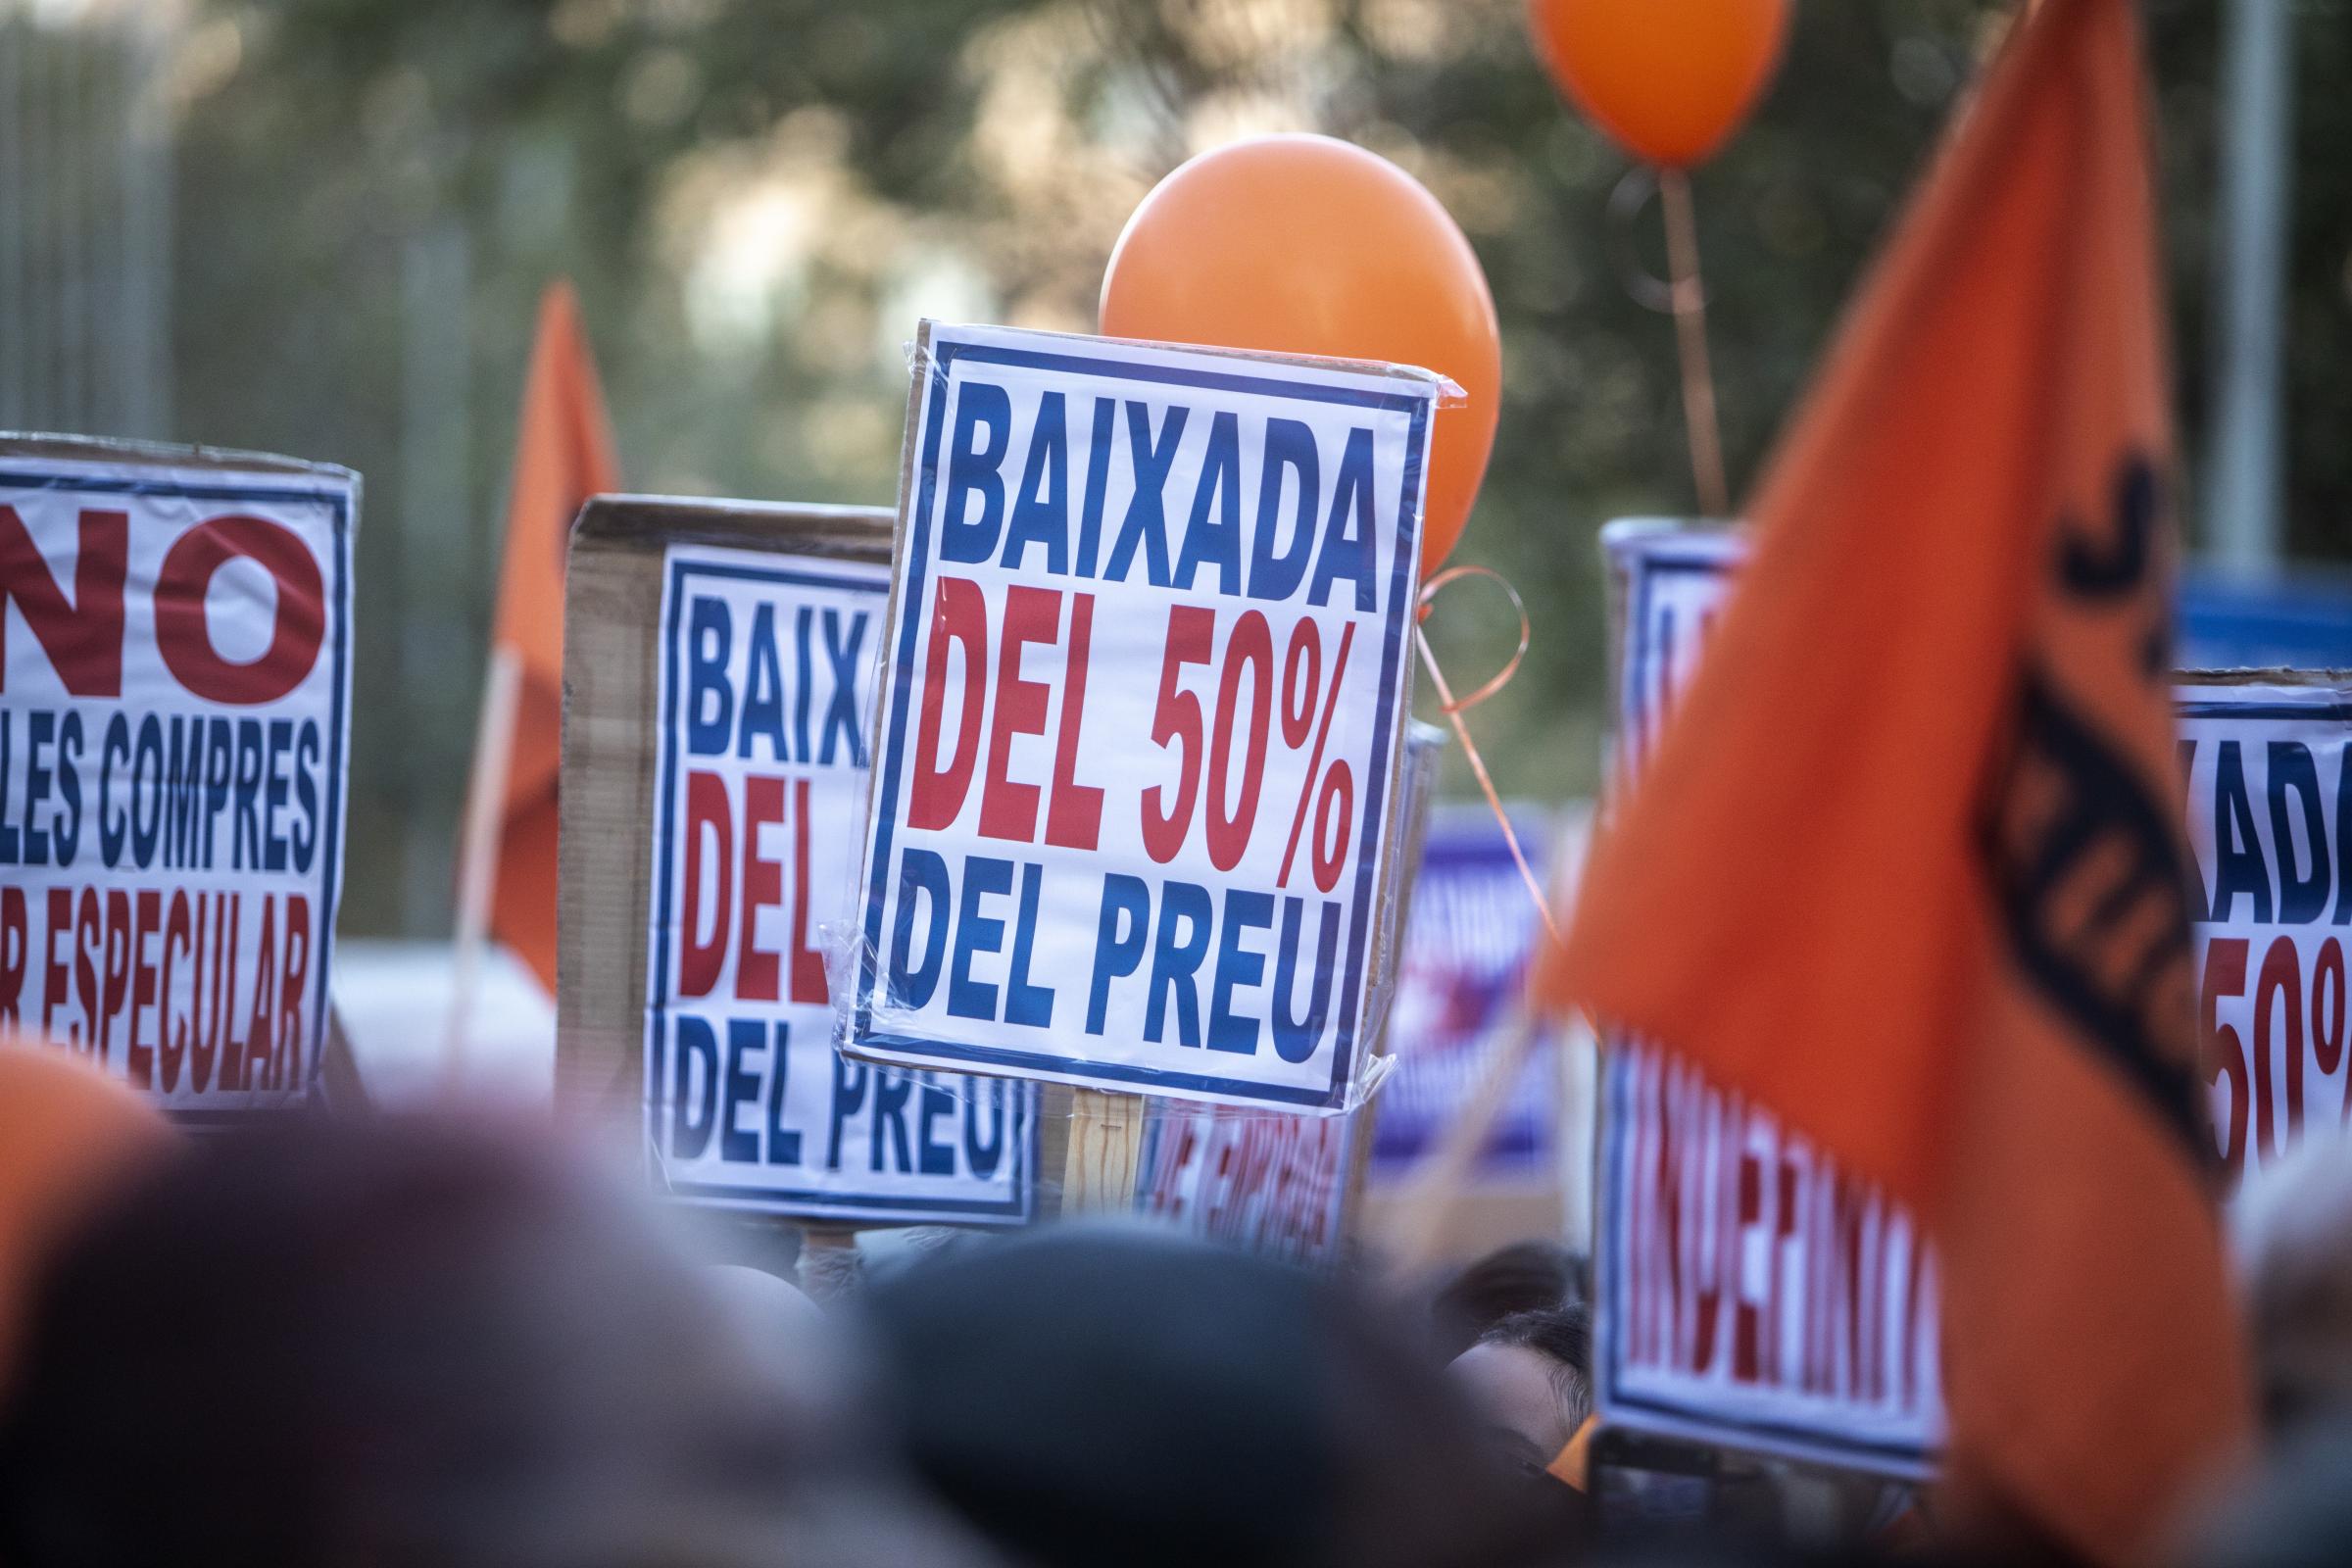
2205, 0, 2295, 579
24, 23, 48, 428
56, 23, 84, 430
120, 13, 172, 439
400, 223, 473, 934
97, 32, 125, 435
0, 18, 24, 429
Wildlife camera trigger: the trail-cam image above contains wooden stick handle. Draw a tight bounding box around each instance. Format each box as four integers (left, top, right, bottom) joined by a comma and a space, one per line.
1061, 1086, 1144, 1213
446, 644, 523, 1074
1383, 1007, 1542, 1274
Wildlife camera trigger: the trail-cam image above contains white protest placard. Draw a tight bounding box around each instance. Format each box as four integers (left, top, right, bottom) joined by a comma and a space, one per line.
1609, 521, 1743, 778
643, 542, 1036, 1224
1132, 718, 1441, 1260
1371, 805, 1568, 1182
2180, 677, 2352, 1185
0, 445, 355, 1117
845, 322, 1435, 1111
1601, 1048, 1946, 1475
1594, 520, 1946, 1477
1134, 1100, 1358, 1264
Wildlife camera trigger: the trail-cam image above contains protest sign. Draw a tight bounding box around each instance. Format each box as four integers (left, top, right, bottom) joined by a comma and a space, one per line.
844, 321, 1438, 1111
1593, 520, 1945, 1477
0, 438, 356, 1118
1134, 1098, 1362, 1264
2180, 673, 2352, 1185
1599, 1045, 1946, 1475
557, 495, 1035, 1225
1370, 804, 1570, 1183
1605, 519, 1743, 780
1133, 720, 1445, 1258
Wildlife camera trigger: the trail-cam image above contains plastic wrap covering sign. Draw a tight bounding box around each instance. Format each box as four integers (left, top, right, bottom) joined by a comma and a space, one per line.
847, 323, 1436, 1110
645, 544, 1035, 1224
1370, 807, 1562, 1179
1595, 522, 1945, 1477
2180, 678, 2352, 1186
1130, 723, 1439, 1263
0, 449, 354, 1119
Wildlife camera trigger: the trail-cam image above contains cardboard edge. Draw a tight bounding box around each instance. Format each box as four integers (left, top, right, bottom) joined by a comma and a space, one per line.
0, 430, 363, 489
555, 495, 896, 1152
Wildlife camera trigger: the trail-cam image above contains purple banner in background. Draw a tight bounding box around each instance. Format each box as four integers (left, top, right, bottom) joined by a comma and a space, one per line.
1369, 807, 1561, 1182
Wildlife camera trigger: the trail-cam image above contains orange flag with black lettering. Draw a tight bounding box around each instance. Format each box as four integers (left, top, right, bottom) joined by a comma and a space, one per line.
486, 281, 620, 992
1538, 0, 2251, 1558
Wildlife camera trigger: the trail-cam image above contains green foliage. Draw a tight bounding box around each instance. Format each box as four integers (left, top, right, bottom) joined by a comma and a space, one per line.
168, 0, 2348, 933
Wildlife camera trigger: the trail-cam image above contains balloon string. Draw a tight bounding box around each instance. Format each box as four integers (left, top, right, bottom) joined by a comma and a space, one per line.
1388, 624, 1563, 1273
1387, 591, 1566, 1273
1412, 624, 1563, 953
1416, 564, 1529, 716
1659, 169, 1731, 519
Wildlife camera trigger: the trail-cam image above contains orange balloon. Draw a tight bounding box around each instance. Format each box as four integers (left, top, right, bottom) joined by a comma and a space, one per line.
1101, 134, 1500, 577
0, 1040, 173, 1390
1528, 0, 1791, 169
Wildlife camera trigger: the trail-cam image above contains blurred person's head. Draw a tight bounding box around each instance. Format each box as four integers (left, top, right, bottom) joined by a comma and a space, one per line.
1449, 1306, 1592, 1472
860, 1222, 1571, 1568
1431, 1240, 1578, 1360
0, 1114, 995, 1568
710, 1260, 825, 1332
0, 1041, 172, 1390
2174, 1414, 2352, 1568
2233, 1128, 2352, 1434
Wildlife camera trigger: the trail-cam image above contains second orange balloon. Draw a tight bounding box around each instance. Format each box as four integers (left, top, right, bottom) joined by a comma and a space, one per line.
1527, 0, 1791, 170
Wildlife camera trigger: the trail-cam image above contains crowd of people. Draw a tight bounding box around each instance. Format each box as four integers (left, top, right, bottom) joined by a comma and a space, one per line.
0, 1040, 2345, 1567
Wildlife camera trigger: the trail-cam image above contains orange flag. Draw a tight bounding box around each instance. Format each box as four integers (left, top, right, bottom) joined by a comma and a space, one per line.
1539, 0, 2251, 1558
484, 281, 620, 992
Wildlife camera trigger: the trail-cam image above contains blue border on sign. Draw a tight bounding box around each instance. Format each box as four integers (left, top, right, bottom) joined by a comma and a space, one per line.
847, 333, 1430, 1111
1623, 547, 1737, 765
0, 466, 351, 1118
2177, 696, 2352, 722
1593, 1051, 1938, 1471
1599, 541, 1937, 1474
646, 552, 1038, 1221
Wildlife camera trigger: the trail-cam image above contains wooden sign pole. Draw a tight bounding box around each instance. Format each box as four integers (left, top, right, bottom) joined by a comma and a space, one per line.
445, 644, 521, 1075
1060, 1087, 1145, 1213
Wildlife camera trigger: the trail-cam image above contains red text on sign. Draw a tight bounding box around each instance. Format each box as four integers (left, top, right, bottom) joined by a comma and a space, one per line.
907, 574, 1104, 851
1, 506, 324, 702
679, 769, 828, 1005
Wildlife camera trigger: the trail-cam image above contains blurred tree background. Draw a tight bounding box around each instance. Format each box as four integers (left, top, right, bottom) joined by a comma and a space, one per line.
8, 0, 2349, 936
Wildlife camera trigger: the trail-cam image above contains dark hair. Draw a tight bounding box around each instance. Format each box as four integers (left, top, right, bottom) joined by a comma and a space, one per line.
0, 1115, 986, 1568
863, 1225, 1575, 1568
1430, 1241, 1577, 1361
1479, 1305, 1594, 1429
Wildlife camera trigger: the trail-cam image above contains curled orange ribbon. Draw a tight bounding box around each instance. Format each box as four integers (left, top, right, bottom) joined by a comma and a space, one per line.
1416, 564, 1531, 716
1412, 564, 1562, 951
